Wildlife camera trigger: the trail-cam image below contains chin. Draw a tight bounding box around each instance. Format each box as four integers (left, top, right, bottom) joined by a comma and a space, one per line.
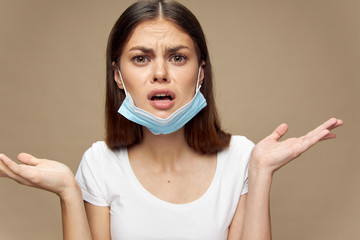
153, 110, 173, 119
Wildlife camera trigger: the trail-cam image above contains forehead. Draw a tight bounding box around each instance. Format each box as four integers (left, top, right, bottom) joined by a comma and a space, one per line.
124, 19, 196, 50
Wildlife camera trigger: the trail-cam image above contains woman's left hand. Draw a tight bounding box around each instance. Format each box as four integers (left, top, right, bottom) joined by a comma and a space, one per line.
250, 118, 343, 175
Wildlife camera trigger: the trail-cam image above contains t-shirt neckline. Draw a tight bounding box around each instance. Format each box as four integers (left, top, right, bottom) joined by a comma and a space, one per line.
121, 148, 222, 209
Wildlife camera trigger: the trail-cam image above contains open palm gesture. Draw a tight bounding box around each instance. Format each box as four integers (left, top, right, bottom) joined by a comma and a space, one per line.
0, 153, 76, 198
251, 118, 343, 175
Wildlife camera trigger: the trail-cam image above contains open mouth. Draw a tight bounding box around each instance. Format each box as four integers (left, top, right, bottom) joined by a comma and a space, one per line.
151, 93, 173, 101
148, 90, 176, 109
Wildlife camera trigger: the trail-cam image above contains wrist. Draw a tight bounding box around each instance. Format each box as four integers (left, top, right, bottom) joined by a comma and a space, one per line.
247, 164, 273, 198
249, 158, 274, 178
249, 166, 273, 182
58, 179, 82, 203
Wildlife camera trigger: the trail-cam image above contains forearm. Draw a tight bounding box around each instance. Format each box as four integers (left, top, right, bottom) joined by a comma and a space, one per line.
241, 168, 273, 240
60, 183, 92, 240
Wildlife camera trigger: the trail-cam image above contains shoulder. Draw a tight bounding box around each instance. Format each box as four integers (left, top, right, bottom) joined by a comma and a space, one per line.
84, 141, 111, 156
218, 135, 254, 169
225, 135, 255, 154
76, 141, 126, 185
230, 135, 254, 147
76, 141, 117, 206
79, 141, 126, 173
83, 141, 119, 162
216, 136, 254, 195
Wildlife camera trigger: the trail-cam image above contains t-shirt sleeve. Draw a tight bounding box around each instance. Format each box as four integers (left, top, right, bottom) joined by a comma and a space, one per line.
240, 164, 250, 195
75, 143, 109, 206
239, 137, 254, 196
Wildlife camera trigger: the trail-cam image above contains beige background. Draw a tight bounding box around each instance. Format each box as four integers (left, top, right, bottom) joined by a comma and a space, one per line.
0, 0, 359, 239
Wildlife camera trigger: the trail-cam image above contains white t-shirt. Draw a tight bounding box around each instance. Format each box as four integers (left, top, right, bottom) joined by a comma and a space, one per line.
75, 136, 254, 240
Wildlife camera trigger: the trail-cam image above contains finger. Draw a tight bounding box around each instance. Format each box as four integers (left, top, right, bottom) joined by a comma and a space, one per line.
4, 160, 38, 184
304, 118, 337, 141
0, 153, 13, 171
0, 155, 7, 177
318, 131, 337, 141
318, 118, 343, 140
314, 118, 336, 135
307, 118, 343, 141
0, 154, 33, 185
268, 123, 289, 141
17, 153, 41, 166
327, 118, 343, 131
0, 154, 22, 176
322, 118, 343, 131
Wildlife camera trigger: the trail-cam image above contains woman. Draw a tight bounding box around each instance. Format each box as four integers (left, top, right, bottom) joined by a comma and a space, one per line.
0, 0, 343, 239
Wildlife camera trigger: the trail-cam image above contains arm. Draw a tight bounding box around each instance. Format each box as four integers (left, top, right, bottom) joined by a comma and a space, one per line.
0, 153, 91, 240
84, 202, 111, 240
228, 194, 247, 239
228, 175, 272, 240
228, 118, 343, 240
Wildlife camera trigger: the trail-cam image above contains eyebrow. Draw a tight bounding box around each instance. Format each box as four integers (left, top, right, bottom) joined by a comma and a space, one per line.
129, 46, 153, 53
129, 45, 190, 54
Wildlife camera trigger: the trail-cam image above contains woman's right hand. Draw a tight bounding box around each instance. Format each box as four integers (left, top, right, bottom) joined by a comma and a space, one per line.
0, 153, 77, 199
1, 153, 93, 239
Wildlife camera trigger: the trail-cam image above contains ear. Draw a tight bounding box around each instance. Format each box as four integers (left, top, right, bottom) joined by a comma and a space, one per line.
199, 61, 206, 86
112, 61, 124, 89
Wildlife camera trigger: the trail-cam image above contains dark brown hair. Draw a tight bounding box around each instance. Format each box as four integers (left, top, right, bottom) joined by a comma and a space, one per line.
105, 0, 231, 154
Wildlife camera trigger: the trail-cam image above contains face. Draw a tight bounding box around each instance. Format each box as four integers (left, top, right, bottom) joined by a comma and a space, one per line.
114, 19, 205, 119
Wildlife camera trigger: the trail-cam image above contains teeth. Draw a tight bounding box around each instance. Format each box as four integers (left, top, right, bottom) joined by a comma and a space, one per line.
151, 93, 173, 101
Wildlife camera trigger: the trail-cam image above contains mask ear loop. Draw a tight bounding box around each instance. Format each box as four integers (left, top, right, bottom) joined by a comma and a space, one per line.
117, 69, 128, 95
196, 66, 202, 92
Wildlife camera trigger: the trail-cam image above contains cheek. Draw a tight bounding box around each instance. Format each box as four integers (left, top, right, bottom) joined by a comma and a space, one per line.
121, 68, 150, 91
121, 72, 151, 107
180, 79, 198, 101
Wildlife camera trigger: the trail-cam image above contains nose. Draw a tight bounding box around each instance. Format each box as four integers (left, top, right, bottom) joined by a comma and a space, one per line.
151, 60, 169, 84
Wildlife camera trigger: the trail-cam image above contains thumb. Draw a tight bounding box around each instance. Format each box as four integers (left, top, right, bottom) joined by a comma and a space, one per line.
17, 153, 40, 166
268, 123, 289, 141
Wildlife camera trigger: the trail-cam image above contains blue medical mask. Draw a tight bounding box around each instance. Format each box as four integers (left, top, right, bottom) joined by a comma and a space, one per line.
117, 67, 207, 135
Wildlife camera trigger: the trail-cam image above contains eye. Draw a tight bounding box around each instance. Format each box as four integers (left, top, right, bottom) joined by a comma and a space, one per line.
132, 55, 149, 65
170, 54, 187, 64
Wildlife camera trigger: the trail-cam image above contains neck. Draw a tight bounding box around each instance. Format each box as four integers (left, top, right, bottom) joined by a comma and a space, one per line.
130, 127, 196, 170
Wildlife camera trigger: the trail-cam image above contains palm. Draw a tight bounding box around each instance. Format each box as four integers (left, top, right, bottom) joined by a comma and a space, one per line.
0, 153, 75, 197
251, 118, 343, 173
